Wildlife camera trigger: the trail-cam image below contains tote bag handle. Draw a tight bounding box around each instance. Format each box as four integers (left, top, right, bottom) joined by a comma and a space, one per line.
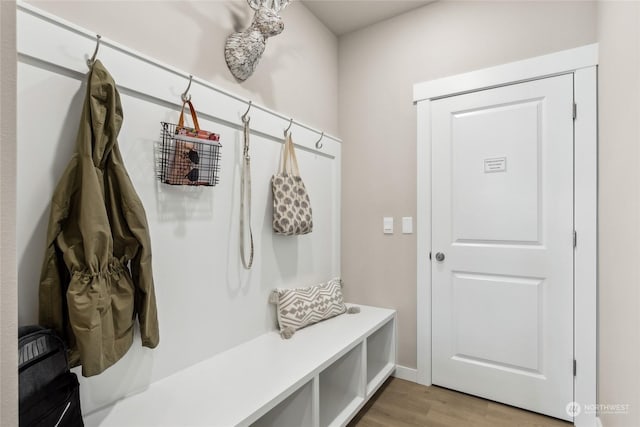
280, 132, 301, 176
178, 100, 200, 131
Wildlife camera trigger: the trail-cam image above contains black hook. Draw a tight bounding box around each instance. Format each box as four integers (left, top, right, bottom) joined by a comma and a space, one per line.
181, 75, 193, 103
315, 131, 324, 149
87, 34, 102, 68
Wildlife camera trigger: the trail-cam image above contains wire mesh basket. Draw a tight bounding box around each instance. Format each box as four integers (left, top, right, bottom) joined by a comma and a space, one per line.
158, 122, 222, 186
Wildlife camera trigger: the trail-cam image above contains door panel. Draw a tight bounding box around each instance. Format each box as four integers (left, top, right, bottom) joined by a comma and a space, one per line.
431, 74, 574, 421
452, 272, 543, 373
452, 99, 542, 244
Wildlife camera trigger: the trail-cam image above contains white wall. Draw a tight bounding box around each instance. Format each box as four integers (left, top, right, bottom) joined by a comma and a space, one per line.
27, 0, 339, 137
338, 1, 598, 369
0, 2, 18, 426
18, 0, 340, 330
597, 2, 640, 426
16, 1, 341, 416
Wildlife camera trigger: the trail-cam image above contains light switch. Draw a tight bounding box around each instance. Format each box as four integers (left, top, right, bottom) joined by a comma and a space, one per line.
402, 217, 413, 234
383, 217, 394, 234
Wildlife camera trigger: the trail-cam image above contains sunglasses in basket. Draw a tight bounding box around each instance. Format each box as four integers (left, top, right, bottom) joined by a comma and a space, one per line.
183, 149, 200, 182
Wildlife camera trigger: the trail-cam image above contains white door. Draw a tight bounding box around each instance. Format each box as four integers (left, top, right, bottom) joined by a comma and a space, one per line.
431, 74, 574, 421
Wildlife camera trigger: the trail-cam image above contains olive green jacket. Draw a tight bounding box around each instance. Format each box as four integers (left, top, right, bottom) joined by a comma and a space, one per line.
39, 60, 159, 377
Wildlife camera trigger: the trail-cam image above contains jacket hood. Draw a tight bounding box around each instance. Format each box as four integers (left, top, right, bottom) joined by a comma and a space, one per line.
84, 60, 123, 168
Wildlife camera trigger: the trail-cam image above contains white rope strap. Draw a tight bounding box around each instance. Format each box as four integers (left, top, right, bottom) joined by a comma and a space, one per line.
240, 115, 254, 269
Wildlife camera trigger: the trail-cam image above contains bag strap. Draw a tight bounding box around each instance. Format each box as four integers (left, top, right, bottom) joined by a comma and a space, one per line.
281, 132, 301, 176
240, 115, 254, 269
178, 100, 200, 131
278, 133, 288, 174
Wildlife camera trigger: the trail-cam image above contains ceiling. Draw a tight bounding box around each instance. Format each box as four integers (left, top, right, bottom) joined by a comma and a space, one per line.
301, 0, 434, 36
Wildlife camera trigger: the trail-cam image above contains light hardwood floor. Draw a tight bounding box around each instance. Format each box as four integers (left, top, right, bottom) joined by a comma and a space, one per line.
348, 378, 572, 427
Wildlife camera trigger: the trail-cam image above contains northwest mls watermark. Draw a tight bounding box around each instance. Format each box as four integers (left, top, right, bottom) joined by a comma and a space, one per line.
566, 401, 630, 417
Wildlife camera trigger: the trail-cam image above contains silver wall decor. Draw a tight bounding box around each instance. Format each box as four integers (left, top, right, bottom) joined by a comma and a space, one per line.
225, 0, 290, 82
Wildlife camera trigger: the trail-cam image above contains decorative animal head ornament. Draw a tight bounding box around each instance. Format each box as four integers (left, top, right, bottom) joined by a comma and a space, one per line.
225, 0, 290, 82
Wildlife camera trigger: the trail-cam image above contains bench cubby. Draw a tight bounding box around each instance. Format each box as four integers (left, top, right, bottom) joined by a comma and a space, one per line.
250, 380, 314, 427
319, 343, 364, 426
365, 317, 396, 396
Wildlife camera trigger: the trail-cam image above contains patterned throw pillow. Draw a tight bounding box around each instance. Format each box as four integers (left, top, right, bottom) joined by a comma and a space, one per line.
270, 278, 349, 339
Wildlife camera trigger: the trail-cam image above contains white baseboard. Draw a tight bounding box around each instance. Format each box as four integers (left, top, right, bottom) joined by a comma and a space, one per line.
393, 365, 418, 383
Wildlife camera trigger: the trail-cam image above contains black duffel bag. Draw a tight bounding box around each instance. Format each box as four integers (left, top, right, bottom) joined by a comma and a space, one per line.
19, 326, 83, 427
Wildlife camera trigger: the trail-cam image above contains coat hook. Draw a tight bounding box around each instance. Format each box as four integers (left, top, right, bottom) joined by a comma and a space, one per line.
284, 118, 293, 136
181, 75, 193, 103
315, 131, 324, 149
87, 34, 102, 68
242, 101, 253, 121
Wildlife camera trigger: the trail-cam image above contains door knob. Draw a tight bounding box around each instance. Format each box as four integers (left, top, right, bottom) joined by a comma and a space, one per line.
435, 252, 445, 262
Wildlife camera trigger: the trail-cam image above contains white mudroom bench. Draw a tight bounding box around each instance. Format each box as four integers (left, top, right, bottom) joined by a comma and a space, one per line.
84, 305, 397, 427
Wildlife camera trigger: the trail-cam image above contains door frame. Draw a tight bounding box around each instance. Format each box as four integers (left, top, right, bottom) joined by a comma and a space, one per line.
414, 44, 598, 427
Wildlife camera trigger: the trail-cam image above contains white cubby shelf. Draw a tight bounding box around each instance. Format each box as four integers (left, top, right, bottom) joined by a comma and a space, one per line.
84, 305, 397, 427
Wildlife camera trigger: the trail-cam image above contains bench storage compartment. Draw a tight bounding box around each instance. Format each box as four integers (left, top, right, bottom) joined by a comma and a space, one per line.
85, 305, 396, 427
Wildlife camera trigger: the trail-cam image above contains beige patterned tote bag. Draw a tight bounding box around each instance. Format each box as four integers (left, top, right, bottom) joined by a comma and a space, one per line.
272, 132, 313, 235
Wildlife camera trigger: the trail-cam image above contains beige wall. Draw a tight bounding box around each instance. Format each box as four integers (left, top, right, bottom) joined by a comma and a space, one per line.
0, 1, 18, 426
27, 0, 339, 136
597, 2, 640, 426
339, 1, 598, 369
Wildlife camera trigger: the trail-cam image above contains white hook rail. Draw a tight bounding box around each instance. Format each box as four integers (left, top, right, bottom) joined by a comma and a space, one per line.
17, 1, 341, 155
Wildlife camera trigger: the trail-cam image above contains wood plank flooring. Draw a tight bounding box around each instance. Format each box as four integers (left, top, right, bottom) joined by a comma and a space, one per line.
348, 378, 572, 427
